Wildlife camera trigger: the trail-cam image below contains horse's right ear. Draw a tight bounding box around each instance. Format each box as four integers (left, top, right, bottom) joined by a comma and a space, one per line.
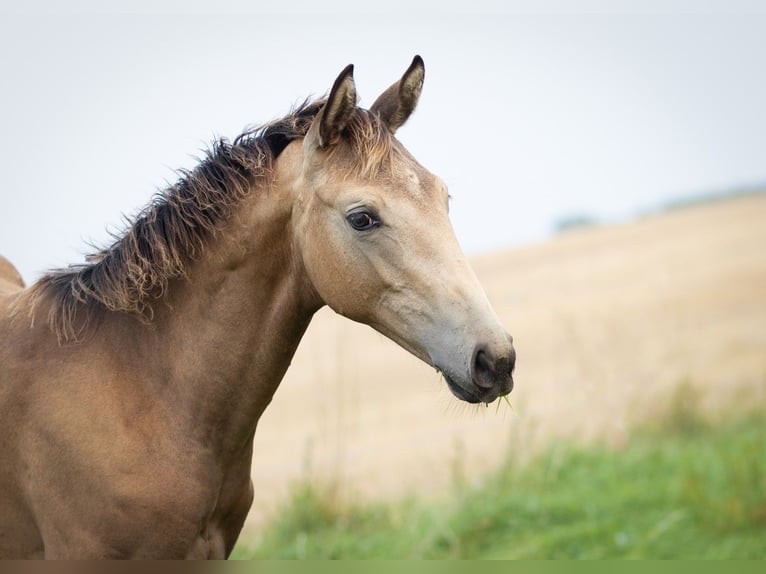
307, 64, 357, 149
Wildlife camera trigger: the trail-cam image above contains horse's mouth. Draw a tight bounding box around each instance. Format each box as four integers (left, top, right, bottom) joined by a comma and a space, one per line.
442, 372, 509, 405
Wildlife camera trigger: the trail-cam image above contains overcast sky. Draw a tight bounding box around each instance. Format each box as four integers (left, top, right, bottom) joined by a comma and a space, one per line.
1, 1, 765, 283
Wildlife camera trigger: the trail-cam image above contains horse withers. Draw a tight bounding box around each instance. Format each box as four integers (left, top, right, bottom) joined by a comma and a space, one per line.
0, 57, 515, 558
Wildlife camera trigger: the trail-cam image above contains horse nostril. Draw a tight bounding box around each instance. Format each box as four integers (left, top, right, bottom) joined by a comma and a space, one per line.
472, 341, 516, 392
472, 347, 496, 389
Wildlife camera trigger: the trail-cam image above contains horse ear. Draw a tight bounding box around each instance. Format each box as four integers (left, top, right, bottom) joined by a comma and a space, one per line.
315, 63, 357, 148
370, 55, 425, 134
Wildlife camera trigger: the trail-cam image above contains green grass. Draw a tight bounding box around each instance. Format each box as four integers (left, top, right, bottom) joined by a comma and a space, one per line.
233, 410, 766, 559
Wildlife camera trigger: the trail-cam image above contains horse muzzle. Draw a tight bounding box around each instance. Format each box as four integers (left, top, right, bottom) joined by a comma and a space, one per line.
440, 336, 516, 404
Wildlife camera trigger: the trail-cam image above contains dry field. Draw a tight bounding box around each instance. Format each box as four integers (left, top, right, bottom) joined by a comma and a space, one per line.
245, 193, 766, 530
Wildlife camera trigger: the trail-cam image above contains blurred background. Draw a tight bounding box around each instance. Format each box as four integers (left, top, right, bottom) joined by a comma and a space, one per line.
1, 0, 764, 558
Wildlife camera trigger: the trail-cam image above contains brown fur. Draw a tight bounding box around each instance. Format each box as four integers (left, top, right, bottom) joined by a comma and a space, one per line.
0, 256, 25, 294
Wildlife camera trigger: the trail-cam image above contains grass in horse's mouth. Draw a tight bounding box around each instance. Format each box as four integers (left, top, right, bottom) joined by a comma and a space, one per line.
495, 393, 513, 413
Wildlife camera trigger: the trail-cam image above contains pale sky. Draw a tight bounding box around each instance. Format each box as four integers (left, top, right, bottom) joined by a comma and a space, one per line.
1, 1, 765, 283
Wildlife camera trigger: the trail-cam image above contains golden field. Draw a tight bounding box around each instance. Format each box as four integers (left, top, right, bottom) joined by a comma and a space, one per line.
245, 193, 766, 530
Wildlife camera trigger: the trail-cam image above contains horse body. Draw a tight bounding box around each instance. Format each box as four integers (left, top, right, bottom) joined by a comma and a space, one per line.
0, 146, 315, 558
0, 58, 515, 558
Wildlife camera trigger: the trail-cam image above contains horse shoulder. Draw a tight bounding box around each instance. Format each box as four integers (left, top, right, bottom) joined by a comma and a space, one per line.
0, 335, 218, 558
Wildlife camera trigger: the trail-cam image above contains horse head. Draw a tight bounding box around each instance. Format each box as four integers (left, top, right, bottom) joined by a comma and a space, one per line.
291, 57, 515, 404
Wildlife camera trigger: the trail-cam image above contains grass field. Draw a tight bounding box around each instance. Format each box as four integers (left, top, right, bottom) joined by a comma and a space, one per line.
234, 398, 766, 559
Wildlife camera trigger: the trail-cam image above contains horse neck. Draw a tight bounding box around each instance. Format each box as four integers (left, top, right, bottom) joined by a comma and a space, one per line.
146, 145, 319, 459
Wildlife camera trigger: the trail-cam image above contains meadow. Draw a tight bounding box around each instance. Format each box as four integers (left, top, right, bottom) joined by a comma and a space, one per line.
234, 402, 766, 558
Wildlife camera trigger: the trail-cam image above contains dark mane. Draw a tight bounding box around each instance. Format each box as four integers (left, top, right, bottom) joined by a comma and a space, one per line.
27, 99, 322, 342
25, 99, 392, 342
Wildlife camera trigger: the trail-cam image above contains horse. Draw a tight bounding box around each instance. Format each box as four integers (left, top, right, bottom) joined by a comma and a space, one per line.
0, 57, 515, 559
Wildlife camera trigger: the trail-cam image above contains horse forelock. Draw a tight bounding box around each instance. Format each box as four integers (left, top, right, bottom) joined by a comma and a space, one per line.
336, 108, 395, 178
26, 98, 394, 342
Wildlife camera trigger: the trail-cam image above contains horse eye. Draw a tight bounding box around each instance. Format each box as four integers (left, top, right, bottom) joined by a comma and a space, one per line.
346, 210, 379, 231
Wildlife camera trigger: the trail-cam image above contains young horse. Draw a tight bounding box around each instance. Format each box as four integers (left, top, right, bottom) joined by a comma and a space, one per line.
0, 57, 515, 559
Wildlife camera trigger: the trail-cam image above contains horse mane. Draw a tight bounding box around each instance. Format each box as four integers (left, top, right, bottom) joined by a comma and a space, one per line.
25, 99, 393, 342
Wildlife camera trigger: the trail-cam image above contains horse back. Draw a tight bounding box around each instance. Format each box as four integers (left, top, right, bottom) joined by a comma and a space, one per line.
0, 256, 24, 294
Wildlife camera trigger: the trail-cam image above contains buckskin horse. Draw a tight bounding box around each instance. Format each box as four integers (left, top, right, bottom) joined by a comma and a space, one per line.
0, 57, 515, 558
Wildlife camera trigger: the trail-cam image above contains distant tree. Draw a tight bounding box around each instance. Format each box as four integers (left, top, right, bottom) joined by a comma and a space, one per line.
553, 214, 599, 233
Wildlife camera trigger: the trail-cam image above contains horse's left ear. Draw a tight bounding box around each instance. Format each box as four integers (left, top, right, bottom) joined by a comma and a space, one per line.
370, 55, 425, 134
